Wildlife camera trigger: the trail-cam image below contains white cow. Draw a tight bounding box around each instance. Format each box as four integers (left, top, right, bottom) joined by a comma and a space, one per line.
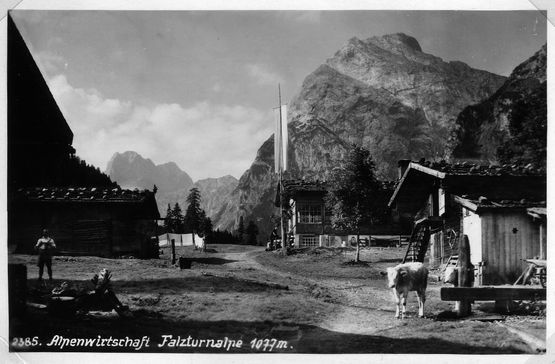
386, 262, 428, 319
195, 238, 205, 251
443, 266, 458, 285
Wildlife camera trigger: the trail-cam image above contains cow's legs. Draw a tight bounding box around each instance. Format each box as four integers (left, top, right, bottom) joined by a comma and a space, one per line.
401, 291, 408, 319
392, 290, 400, 318
416, 290, 426, 317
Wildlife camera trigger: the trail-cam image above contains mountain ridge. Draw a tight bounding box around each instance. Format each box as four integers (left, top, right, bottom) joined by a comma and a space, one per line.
211, 33, 514, 237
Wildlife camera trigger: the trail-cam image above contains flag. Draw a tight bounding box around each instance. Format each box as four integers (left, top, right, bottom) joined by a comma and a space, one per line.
274, 106, 281, 173
274, 104, 288, 173
281, 105, 288, 171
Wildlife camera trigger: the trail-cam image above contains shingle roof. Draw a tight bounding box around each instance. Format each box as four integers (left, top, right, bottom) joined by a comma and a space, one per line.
282, 179, 396, 194
390, 159, 546, 210
411, 159, 545, 177
527, 207, 547, 220
282, 179, 328, 194
454, 194, 545, 212
16, 187, 155, 203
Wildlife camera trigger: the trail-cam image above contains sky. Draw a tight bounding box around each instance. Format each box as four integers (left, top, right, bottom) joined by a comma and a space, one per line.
11, 10, 547, 181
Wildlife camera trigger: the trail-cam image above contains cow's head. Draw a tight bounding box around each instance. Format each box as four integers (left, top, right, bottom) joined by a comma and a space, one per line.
386, 266, 407, 288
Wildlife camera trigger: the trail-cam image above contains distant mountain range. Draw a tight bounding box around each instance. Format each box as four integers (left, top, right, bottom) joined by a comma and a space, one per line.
106, 151, 193, 192
105, 34, 546, 239
106, 151, 238, 220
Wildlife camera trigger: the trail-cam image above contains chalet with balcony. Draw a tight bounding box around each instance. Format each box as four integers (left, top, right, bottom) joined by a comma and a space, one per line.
278, 179, 410, 248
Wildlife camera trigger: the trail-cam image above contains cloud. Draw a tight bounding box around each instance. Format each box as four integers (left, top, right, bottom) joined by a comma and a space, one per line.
212, 83, 222, 92
291, 11, 322, 24
47, 74, 272, 180
276, 11, 322, 24
33, 50, 68, 77
35, 51, 65, 72
246, 63, 284, 86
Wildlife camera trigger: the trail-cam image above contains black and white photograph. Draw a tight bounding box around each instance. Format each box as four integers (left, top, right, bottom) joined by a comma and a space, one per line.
3, 0, 552, 361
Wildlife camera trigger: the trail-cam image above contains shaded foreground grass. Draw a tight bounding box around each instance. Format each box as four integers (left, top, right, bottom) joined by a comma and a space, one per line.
10, 308, 529, 353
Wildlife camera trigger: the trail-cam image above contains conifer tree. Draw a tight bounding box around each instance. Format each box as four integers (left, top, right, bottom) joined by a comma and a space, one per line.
245, 220, 259, 245
164, 204, 173, 232
325, 144, 382, 262
237, 216, 245, 244
184, 187, 202, 248
172, 202, 184, 233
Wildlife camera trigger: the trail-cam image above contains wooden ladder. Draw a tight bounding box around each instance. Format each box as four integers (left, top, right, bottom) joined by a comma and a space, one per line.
445, 254, 459, 266
402, 221, 431, 263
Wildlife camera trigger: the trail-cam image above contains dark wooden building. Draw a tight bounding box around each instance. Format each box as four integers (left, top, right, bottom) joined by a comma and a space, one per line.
278, 179, 410, 248
11, 187, 160, 258
7, 14, 160, 258
8, 14, 75, 190
389, 160, 546, 284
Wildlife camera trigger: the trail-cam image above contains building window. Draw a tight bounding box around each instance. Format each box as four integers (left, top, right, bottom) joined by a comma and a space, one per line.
300, 235, 319, 247
298, 204, 322, 224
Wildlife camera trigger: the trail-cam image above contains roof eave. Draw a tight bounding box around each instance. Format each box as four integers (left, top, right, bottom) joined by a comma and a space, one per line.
453, 195, 479, 212
388, 162, 446, 207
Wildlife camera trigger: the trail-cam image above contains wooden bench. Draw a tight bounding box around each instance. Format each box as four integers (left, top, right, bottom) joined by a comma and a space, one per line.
440, 286, 546, 301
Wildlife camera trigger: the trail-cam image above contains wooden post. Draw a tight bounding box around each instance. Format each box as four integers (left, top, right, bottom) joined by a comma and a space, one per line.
456, 235, 473, 317
540, 224, 545, 260
8, 264, 27, 318
440, 231, 444, 265
279, 174, 288, 255
171, 239, 176, 265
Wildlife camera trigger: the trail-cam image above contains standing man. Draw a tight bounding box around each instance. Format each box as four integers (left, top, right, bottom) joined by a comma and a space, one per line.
35, 229, 56, 281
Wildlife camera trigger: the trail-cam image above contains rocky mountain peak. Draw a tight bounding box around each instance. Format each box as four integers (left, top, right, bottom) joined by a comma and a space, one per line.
325, 33, 506, 161
107, 150, 137, 165
105, 151, 154, 178
158, 161, 182, 173
367, 32, 423, 53
105, 151, 192, 193
123, 151, 145, 163
106, 151, 239, 222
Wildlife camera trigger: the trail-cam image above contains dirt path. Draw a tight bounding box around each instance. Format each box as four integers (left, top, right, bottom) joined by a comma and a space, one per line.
214, 246, 542, 350
216, 248, 419, 335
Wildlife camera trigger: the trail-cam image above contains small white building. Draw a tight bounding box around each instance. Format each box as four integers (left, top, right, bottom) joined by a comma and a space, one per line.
455, 196, 546, 285
158, 233, 204, 248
